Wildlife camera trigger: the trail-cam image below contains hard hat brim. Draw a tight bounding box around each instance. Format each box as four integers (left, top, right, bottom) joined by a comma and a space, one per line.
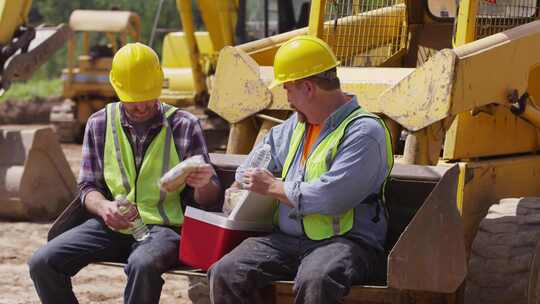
268, 79, 283, 90
110, 73, 163, 102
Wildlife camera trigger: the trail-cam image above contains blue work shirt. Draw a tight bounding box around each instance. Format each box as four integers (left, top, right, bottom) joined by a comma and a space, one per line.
252, 95, 389, 251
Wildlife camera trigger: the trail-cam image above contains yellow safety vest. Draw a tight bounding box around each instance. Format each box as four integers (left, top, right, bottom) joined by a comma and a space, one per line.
104, 102, 184, 234
281, 107, 393, 240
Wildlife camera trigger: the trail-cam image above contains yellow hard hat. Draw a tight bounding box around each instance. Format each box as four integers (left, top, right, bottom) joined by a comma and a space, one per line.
269, 36, 339, 89
109, 42, 164, 102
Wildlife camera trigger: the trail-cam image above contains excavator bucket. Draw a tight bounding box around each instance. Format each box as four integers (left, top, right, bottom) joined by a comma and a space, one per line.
0, 127, 77, 221
386, 164, 466, 293
0, 24, 72, 93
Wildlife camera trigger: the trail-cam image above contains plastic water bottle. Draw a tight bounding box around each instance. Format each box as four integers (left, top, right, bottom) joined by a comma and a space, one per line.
116, 196, 149, 241
235, 143, 272, 187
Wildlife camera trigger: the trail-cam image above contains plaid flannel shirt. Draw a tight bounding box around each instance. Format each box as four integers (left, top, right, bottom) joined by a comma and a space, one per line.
78, 102, 217, 207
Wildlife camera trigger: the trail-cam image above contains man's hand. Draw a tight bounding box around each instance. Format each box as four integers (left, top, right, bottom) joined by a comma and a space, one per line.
242, 168, 294, 207
99, 200, 131, 230
242, 168, 278, 195
186, 164, 215, 189
85, 190, 130, 230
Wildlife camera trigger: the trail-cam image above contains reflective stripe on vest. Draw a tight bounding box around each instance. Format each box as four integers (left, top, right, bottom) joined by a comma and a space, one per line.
281, 107, 394, 240
104, 102, 183, 233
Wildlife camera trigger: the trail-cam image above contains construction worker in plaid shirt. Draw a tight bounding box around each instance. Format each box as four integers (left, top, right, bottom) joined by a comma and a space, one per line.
29, 43, 221, 304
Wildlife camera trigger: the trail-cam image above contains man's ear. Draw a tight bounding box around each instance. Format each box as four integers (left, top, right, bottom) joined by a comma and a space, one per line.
303, 80, 317, 97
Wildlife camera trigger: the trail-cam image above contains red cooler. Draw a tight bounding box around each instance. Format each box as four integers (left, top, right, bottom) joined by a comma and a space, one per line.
179, 206, 273, 270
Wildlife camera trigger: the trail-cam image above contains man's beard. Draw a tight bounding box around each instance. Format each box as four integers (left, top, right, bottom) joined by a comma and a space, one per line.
291, 104, 307, 123
297, 112, 307, 123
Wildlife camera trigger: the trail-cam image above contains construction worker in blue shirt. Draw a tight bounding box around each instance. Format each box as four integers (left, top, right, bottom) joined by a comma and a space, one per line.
208, 36, 394, 304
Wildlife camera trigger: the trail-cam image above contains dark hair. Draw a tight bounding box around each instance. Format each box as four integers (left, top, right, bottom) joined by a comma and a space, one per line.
304, 67, 340, 90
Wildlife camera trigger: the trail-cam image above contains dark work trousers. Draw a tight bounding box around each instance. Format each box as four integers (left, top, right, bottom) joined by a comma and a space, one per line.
28, 217, 180, 304
207, 232, 385, 304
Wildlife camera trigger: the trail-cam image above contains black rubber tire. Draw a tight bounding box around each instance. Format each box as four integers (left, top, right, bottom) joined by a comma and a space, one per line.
465, 197, 540, 304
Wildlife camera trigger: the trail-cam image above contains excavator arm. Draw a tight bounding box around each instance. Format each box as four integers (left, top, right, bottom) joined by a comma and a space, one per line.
0, 0, 72, 94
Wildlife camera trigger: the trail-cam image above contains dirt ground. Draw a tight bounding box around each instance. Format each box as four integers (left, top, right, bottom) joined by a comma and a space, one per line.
0, 136, 193, 304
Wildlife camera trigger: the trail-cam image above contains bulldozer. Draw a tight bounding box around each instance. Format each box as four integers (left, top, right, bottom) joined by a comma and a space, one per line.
0, 0, 77, 221
49, 9, 141, 142
46, 0, 540, 303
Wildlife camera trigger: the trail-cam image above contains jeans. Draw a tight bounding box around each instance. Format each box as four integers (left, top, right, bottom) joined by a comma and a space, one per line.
208, 232, 384, 304
28, 218, 180, 304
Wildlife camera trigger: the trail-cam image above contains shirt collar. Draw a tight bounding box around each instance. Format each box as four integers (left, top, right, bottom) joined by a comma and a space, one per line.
119, 102, 165, 130
323, 94, 359, 130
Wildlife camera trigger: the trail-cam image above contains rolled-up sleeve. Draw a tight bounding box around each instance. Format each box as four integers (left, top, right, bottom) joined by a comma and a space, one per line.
177, 113, 219, 185
284, 118, 388, 216
170, 110, 221, 205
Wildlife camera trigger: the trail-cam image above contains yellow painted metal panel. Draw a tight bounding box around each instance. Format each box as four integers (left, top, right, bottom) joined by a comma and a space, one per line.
69, 10, 140, 34
308, 0, 326, 37
0, 0, 32, 45
196, 0, 236, 49
451, 22, 540, 114
236, 27, 308, 65
528, 65, 540, 108
248, 49, 278, 66
378, 49, 456, 131
264, 67, 413, 112
161, 32, 214, 68
176, 0, 206, 96
452, 0, 478, 46
208, 46, 271, 123
443, 106, 540, 160
162, 67, 195, 93
210, 44, 414, 122
379, 20, 540, 132
443, 21, 540, 159
456, 155, 540, 251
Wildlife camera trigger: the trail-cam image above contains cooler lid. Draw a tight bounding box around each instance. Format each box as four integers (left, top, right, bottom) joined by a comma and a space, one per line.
185, 206, 272, 232
228, 191, 276, 222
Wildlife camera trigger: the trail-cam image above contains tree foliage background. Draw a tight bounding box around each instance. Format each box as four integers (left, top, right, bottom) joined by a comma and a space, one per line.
28, 0, 194, 78
25, 0, 305, 79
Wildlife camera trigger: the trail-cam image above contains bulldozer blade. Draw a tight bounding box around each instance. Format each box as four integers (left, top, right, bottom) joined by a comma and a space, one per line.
0, 127, 77, 221
387, 164, 466, 293
1, 24, 73, 92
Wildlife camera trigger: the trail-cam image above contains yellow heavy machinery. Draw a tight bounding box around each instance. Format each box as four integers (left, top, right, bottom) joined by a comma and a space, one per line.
50, 1, 301, 146
202, 0, 540, 303
160, 0, 308, 107
0, 0, 76, 221
47, 0, 540, 302
152, 0, 307, 151
157, 0, 236, 107
50, 9, 141, 142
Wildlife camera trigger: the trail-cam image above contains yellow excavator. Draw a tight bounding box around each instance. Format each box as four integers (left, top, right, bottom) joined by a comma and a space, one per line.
159, 0, 309, 107
0, 0, 76, 221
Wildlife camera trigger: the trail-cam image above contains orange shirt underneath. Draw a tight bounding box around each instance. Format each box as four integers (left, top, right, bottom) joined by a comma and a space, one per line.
301, 124, 322, 165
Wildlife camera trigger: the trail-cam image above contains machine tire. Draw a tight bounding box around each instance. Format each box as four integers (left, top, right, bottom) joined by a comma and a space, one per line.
528, 241, 540, 304
465, 197, 540, 304
187, 276, 211, 304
